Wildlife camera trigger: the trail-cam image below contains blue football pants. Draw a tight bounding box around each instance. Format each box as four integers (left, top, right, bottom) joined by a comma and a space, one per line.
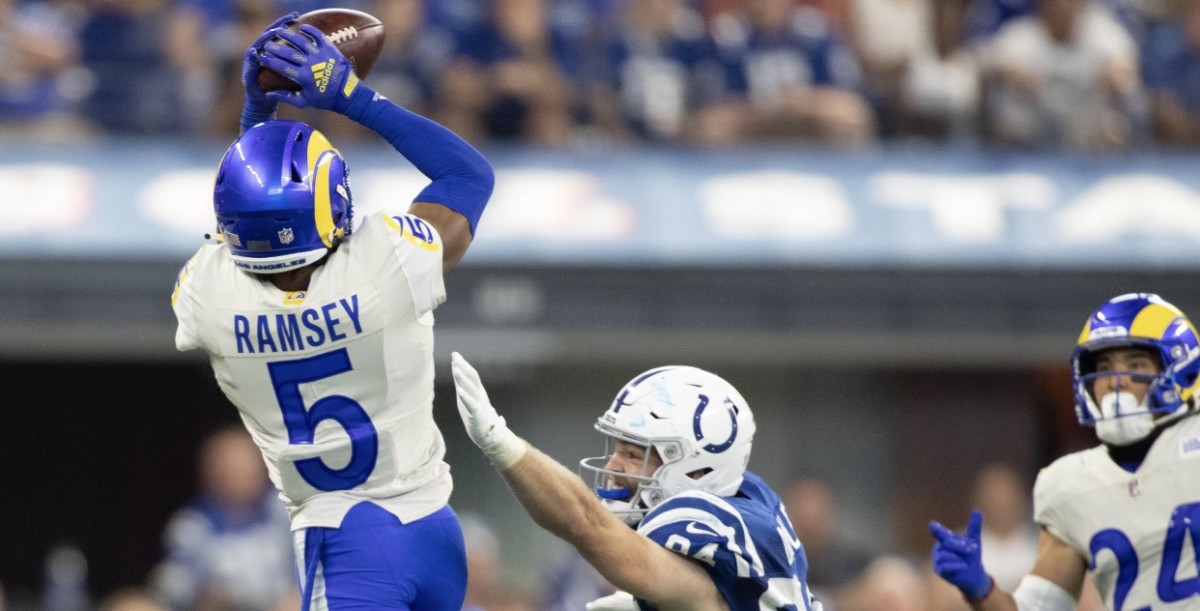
294, 502, 467, 610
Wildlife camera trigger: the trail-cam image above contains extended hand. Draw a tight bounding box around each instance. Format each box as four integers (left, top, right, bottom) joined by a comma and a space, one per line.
452, 352, 527, 469
929, 509, 994, 601
240, 12, 297, 131
258, 23, 362, 112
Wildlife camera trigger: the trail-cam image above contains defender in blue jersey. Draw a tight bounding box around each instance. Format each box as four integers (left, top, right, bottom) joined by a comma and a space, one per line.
451, 353, 823, 611
172, 12, 493, 611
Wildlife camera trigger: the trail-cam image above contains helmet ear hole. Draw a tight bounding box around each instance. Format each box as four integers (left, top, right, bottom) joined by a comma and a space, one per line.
290, 162, 303, 184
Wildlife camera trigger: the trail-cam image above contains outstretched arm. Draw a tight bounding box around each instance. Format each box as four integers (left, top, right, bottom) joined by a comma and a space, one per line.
257, 23, 494, 270
930, 512, 1083, 611
451, 353, 728, 611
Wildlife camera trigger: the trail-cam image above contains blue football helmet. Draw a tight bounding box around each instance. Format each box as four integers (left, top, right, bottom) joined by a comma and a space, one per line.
213, 120, 352, 274
579, 366, 755, 525
1072, 293, 1200, 444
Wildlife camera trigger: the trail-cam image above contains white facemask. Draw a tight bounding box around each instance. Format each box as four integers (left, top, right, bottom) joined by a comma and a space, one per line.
1094, 391, 1156, 445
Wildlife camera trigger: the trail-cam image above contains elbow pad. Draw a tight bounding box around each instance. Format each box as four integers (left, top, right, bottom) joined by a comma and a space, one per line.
1012, 575, 1076, 611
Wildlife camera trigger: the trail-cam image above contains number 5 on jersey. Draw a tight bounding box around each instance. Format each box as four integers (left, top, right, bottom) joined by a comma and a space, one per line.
269, 348, 379, 491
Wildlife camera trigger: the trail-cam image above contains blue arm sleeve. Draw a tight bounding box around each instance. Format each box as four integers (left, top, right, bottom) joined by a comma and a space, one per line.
342, 85, 495, 234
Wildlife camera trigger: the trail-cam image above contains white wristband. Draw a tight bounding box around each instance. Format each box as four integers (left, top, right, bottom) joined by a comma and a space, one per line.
482, 416, 527, 470
1012, 575, 1076, 611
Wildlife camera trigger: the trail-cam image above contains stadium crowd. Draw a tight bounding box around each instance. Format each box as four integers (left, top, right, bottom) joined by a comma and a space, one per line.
3, 0, 1200, 150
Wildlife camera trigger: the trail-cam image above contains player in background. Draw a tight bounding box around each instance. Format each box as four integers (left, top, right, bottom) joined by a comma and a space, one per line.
450, 352, 823, 611
929, 293, 1200, 610
170, 12, 494, 611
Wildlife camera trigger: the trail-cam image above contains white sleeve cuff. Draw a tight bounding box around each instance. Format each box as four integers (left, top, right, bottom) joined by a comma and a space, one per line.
1012, 574, 1076, 611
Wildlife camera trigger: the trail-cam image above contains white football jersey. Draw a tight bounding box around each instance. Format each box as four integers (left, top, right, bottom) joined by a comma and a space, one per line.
172, 212, 452, 530
1034, 414, 1200, 610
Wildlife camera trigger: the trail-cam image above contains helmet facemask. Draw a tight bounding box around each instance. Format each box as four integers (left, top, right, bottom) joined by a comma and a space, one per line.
579, 365, 755, 527
1076, 355, 1162, 446
580, 432, 663, 526
1072, 293, 1200, 446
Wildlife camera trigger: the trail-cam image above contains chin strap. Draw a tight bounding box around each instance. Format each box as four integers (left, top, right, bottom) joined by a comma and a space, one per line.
1105, 423, 1166, 470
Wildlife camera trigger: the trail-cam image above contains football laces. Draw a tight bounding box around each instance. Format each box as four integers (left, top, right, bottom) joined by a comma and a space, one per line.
325, 26, 361, 45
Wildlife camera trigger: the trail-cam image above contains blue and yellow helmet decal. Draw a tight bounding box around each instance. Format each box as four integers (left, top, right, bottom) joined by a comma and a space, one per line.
1071, 293, 1200, 425
213, 120, 352, 274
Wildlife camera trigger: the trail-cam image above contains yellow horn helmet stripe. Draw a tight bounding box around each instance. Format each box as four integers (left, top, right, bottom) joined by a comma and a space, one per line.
313, 152, 336, 248
306, 130, 339, 249
1130, 303, 1184, 340
1076, 321, 1092, 346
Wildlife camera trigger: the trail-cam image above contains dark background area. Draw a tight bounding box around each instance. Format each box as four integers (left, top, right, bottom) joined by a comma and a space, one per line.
0, 261, 1165, 600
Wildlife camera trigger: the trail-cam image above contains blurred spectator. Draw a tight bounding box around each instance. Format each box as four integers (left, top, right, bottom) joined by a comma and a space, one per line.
965, 0, 1143, 40
966, 0, 1037, 40
42, 543, 89, 611
537, 542, 617, 611
698, 0, 875, 146
98, 587, 166, 611
152, 426, 297, 611
435, 0, 580, 147
971, 463, 1037, 591
585, 0, 724, 145
0, 0, 95, 143
781, 477, 873, 609
1142, 0, 1200, 146
164, 0, 281, 138
900, 0, 982, 140
846, 0, 928, 136
799, 0, 853, 33
980, 0, 1144, 151
839, 555, 929, 611
364, 0, 453, 116
79, 0, 184, 134
459, 513, 535, 611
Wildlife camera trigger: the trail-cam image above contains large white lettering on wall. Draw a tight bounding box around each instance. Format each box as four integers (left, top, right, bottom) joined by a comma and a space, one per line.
700, 172, 854, 239
475, 169, 636, 240
7, 145, 1200, 266
868, 172, 1056, 242
0, 164, 91, 236
1055, 175, 1200, 243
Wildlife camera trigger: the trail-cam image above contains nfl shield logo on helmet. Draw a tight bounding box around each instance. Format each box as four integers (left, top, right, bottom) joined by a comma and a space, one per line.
278, 228, 295, 245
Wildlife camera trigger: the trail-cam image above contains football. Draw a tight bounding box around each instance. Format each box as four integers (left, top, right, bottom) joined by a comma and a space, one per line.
256, 8, 385, 92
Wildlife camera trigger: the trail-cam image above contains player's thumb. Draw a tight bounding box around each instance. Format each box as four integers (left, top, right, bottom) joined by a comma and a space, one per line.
967, 509, 983, 542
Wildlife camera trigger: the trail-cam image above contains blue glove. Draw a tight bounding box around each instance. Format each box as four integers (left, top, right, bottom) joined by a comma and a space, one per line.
240, 12, 298, 132
258, 24, 364, 114
929, 510, 994, 601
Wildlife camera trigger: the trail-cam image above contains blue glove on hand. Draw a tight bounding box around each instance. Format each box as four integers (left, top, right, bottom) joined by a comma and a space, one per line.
258, 24, 364, 114
930, 510, 994, 601
240, 12, 298, 132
